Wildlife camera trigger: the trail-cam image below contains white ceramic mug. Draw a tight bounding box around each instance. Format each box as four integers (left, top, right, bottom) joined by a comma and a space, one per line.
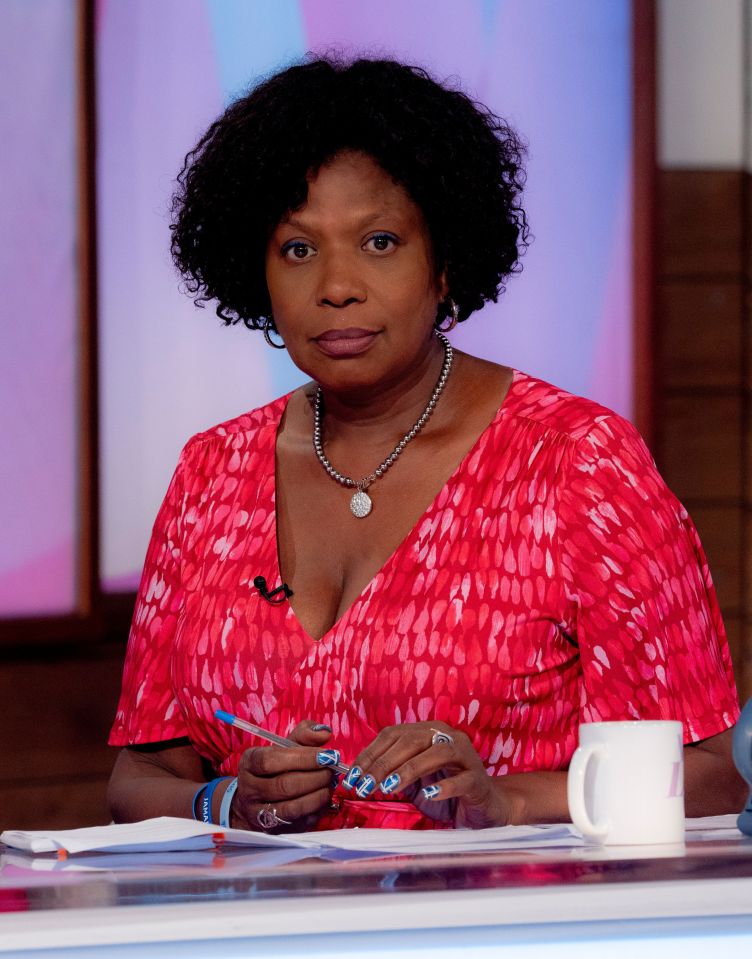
567, 720, 685, 845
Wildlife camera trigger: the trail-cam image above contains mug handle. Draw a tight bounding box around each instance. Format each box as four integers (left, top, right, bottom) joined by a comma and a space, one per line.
567, 742, 609, 839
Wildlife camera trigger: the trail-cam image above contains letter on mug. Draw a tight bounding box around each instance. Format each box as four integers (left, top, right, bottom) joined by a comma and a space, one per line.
667, 732, 684, 798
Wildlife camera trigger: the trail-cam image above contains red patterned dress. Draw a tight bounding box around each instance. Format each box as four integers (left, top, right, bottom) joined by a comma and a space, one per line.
110, 371, 740, 829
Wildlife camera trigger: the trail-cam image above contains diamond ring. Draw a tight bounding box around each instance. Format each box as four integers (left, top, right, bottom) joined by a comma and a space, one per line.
256, 804, 292, 831
430, 728, 455, 747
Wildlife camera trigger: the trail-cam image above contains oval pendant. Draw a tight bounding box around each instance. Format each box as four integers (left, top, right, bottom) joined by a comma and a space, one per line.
350, 490, 372, 518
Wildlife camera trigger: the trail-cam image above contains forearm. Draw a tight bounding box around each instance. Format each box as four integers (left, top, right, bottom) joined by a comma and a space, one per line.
494, 770, 570, 825
109, 770, 201, 822
108, 743, 233, 824
683, 731, 747, 817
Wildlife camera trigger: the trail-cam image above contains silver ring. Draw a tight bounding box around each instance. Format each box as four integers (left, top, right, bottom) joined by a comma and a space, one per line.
256, 804, 292, 830
430, 728, 454, 747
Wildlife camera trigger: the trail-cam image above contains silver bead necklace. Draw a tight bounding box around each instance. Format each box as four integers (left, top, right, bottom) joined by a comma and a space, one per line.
312, 332, 454, 518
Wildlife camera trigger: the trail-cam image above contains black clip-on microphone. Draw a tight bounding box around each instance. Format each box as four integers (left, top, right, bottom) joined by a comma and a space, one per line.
253, 575, 293, 605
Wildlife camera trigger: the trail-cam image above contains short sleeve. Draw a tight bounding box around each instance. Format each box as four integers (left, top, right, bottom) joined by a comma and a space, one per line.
108, 445, 191, 746
557, 414, 739, 743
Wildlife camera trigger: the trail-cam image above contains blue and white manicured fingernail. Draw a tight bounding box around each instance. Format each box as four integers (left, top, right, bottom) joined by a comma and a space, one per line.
421, 784, 442, 800
342, 765, 362, 790
311, 723, 332, 732
355, 774, 376, 798
379, 773, 401, 795
316, 749, 341, 767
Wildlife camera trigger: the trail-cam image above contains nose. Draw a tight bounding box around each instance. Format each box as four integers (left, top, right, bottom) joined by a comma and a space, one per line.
316, 250, 366, 309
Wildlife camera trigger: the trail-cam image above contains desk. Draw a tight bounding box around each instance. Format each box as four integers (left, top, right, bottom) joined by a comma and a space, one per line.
2, 833, 752, 957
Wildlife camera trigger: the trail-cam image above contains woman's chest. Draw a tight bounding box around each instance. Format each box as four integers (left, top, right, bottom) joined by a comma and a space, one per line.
275, 453, 468, 641
174, 415, 577, 708
173, 489, 577, 717
178, 418, 573, 645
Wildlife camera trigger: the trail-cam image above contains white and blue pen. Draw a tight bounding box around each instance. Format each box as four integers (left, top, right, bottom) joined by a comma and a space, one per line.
214, 709, 350, 774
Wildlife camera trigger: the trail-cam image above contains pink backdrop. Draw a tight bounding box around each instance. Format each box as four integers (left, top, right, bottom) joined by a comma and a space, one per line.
0, 1, 78, 615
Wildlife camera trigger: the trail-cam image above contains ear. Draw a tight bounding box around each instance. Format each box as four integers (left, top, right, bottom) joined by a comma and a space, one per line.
436, 269, 449, 300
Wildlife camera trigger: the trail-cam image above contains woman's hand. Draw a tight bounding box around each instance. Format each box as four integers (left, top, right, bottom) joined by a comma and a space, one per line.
231, 721, 338, 832
345, 721, 515, 829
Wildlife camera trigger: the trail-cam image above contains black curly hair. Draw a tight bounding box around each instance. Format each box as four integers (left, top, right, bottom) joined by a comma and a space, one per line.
170, 55, 529, 331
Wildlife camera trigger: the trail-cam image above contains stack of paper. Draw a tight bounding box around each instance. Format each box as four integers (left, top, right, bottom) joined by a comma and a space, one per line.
1, 818, 580, 857
1, 818, 296, 855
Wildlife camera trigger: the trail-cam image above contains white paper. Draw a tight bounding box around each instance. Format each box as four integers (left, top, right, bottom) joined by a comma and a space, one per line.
1, 818, 579, 857
683, 813, 744, 841
292, 823, 582, 854
0, 846, 319, 874
684, 814, 739, 831
0, 817, 302, 854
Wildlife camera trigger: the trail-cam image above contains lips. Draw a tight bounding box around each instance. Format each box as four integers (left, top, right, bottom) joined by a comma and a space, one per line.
314, 327, 380, 358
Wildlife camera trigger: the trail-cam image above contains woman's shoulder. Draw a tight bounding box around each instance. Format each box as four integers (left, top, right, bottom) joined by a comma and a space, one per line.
177, 392, 292, 470
504, 370, 642, 447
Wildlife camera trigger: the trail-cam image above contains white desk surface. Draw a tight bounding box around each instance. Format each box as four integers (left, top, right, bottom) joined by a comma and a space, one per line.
2, 825, 752, 957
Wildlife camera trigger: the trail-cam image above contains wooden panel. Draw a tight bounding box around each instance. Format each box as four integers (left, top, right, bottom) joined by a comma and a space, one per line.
631, 0, 656, 443
0, 651, 123, 781
745, 416, 752, 503
658, 170, 745, 276
3, 777, 111, 831
743, 513, 752, 617
660, 393, 741, 500
688, 505, 742, 613
655, 167, 750, 711
0, 594, 133, 647
746, 172, 752, 282
734, 619, 752, 705
77, 0, 99, 616
660, 281, 743, 388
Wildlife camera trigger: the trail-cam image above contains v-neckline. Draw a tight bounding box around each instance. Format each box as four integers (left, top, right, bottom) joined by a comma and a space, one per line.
269, 370, 521, 645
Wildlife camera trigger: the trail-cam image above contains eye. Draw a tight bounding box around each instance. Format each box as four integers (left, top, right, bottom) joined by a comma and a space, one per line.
281, 240, 316, 261
363, 233, 398, 254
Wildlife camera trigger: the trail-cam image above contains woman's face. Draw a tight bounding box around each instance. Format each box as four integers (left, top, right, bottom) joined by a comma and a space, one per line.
265, 151, 447, 394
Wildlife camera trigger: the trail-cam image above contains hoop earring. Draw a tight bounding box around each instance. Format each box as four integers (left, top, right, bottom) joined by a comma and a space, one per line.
263, 317, 286, 349
436, 298, 459, 333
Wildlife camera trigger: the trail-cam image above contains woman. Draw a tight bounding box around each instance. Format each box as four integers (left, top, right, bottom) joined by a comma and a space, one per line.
108, 56, 743, 833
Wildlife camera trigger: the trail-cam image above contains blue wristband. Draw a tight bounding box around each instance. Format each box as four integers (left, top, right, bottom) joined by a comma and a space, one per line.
200, 777, 230, 824
219, 777, 239, 828
192, 783, 208, 820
